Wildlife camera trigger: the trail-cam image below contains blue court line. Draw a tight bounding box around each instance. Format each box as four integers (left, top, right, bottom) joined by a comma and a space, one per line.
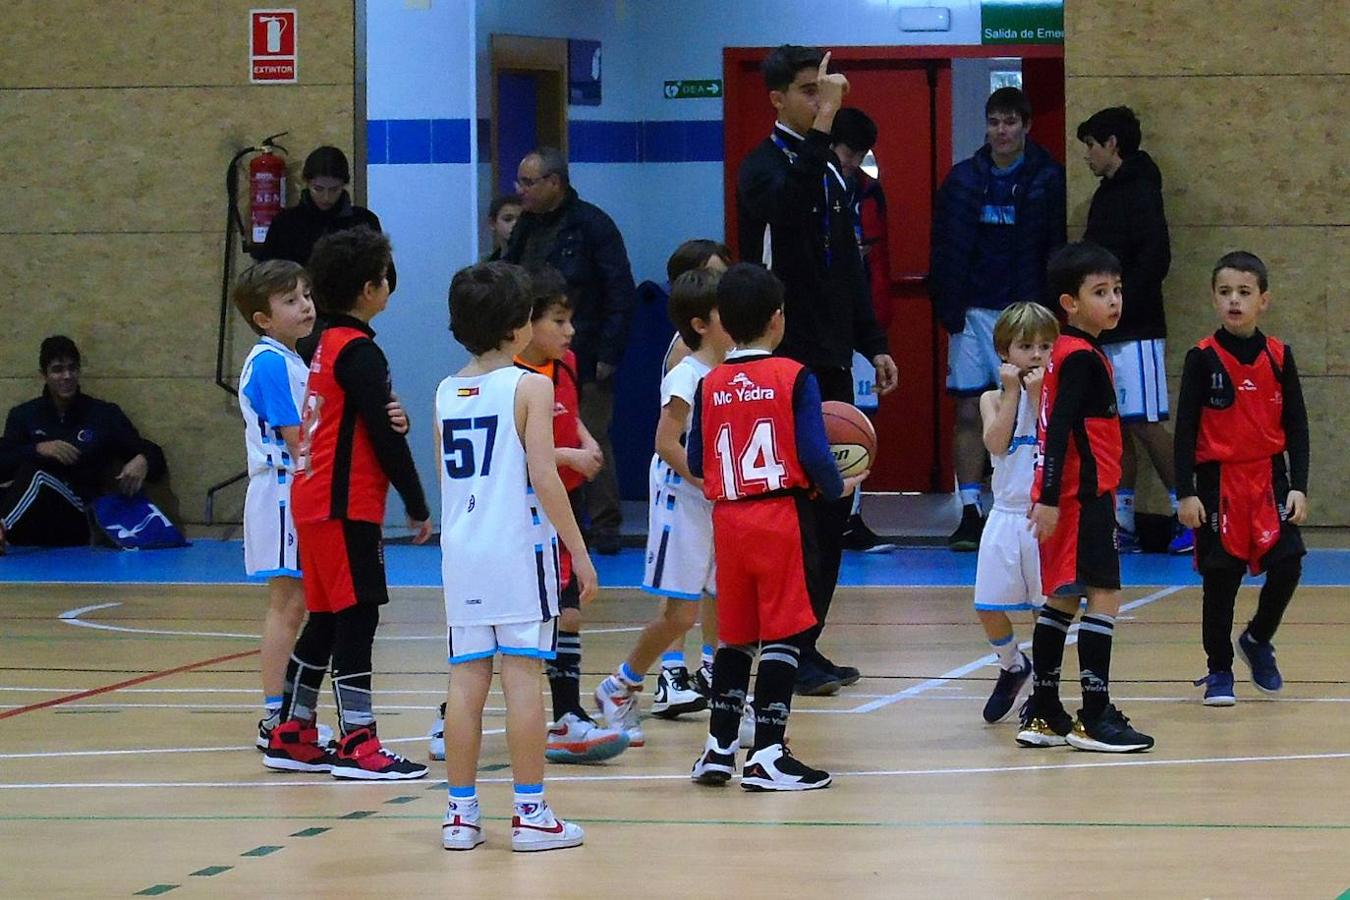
365, 118, 722, 165
3, 543, 1350, 588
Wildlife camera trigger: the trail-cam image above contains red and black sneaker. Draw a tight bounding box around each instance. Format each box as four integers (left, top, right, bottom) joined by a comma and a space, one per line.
263, 719, 336, 773
329, 725, 428, 780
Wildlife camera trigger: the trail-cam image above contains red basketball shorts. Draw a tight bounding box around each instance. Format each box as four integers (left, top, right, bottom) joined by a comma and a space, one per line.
1039, 491, 1120, 597
296, 518, 389, 613
712, 495, 818, 645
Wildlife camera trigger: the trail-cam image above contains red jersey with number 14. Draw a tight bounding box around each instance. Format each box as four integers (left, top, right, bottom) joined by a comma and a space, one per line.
700, 356, 811, 502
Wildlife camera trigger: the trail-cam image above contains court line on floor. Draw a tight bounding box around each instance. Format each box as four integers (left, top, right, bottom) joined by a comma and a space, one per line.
56, 602, 638, 640
0, 648, 261, 721
0, 730, 502, 760
2, 748, 1345, 789
850, 586, 1185, 714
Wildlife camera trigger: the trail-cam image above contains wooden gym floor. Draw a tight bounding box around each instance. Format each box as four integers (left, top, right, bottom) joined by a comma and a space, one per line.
1, 581, 1348, 897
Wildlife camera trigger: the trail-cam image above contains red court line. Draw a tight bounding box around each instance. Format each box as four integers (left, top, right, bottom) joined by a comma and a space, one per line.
0, 649, 260, 720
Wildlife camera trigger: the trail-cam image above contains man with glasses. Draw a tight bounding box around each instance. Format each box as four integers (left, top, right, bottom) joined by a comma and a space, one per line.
0, 336, 167, 552
504, 147, 637, 554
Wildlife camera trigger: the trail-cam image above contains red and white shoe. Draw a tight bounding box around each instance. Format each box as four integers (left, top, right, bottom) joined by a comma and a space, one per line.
263, 719, 335, 773
329, 725, 428, 780
511, 803, 584, 852
594, 679, 645, 747
442, 801, 485, 851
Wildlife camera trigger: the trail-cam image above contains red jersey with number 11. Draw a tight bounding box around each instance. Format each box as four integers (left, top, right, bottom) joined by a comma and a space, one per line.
700, 356, 811, 502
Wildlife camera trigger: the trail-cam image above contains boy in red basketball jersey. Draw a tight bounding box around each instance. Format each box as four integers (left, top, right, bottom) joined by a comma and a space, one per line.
265, 228, 433, 780
686, 264, 867, 791
1022, 242, 1154, 753
1176, 252, 1308, 706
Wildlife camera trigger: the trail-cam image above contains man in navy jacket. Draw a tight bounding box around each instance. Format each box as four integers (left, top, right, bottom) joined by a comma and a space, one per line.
0, 336, 167, 550
930, 87, 1066, 552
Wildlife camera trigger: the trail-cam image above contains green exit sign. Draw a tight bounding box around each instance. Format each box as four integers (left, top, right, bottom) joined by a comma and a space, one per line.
664, 79, 722, 99
981, 0, 1064, 44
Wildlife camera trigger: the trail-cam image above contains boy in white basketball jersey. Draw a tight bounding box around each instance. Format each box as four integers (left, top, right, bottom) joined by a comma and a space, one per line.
235, 261, 410, 755
595, 269, 734, 743
973, 302, 1059, 724
438, 261, 598, 853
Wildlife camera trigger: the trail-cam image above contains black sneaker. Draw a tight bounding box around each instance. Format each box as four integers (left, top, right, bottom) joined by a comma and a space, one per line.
1236, 630, 1283, 693
983, 653, 1032, 723
948, 504, 984, 552
690, 737, 737, 785
651, 666, 708, 719
1066, 704, 1154, 753
841, 514, 898, 553
1015, 698, 1074, 747
793, 666, 843, 697
591, 532, 622, 556
693, 663, 713, 698
813, 651, 862, 687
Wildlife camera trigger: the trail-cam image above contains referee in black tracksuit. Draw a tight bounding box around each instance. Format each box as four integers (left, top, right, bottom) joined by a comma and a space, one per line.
736, 45, 898, 695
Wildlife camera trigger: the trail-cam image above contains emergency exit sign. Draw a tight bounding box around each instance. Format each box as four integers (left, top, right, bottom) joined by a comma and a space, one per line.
981, 0, 1063, 44
250, 9, 298, 83
664, 79, 722, 99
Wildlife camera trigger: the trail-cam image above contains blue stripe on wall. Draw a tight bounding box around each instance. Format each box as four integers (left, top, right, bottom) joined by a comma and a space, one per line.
367, 118, 722, 165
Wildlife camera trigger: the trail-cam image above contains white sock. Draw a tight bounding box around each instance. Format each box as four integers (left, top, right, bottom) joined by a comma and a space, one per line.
958, 483, 982, 512
513, 784, 548, 820
660, 651, 684, 674
447, 787, 478, 817
990, 634, 1022, 671
1116, 489, 1136, 533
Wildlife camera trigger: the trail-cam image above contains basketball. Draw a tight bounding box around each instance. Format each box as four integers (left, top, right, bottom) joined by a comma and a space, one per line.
821, 400, 876, 478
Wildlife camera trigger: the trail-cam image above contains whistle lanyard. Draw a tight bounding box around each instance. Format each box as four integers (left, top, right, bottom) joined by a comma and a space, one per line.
771, 131, 851, 268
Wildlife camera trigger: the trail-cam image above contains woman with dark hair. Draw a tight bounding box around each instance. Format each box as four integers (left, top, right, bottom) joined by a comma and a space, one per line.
253, 146, 388, 276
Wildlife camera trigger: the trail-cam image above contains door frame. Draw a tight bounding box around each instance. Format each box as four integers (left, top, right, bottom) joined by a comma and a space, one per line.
489, 34, 569, 199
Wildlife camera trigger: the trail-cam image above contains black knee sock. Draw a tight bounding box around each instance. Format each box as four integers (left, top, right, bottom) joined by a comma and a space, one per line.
752, 637, 803, 751
1248, 558, 1301, 644
1077, 613, 1115, 717
708, 645, 753, 749
1202, 568, 1244, 671
546, 630, 584, 721
331, 604, 380, 735
281, 611, 335, 722
1031, 605, 1074, 710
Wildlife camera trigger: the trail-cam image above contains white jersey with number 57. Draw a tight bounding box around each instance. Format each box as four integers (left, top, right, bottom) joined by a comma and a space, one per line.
436, 366, 560, 627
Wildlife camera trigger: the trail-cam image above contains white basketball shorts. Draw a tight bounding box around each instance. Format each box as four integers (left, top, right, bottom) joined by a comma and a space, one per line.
1102, 338, 1169, 423
447, 618, 559, 665
642, 479, 716, 601
243, 471, 300, 578
973, 507, 1045, 612
946, 307, 1004, 396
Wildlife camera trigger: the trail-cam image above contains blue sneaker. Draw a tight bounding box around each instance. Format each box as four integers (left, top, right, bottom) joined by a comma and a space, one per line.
1168, 524, 1195, 554
1117, 528, 1143, 554
1236, 630, 1283, 693
1193, 670, 1236, 706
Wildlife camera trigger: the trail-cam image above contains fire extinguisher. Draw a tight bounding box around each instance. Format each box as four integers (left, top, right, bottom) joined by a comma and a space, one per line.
248, 142, 288, 245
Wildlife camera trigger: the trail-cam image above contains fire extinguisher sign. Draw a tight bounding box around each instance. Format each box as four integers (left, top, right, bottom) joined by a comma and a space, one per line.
249, 9, 298, 84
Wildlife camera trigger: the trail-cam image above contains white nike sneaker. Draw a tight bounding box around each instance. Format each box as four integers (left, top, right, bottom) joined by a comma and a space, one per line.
428, 702, 446, 761
511, 803, 584, 852
442, 800, 485, 851
594, 679, 645, 747
652, 666, 708, 719
740, 743, 831, 792
546, 712, 630, 763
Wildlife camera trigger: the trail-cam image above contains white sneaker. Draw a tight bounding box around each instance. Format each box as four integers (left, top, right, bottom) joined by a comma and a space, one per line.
652, 666, 708, 719
741, 743, 831, 792
738, 701, 756, 748
690, 734, 738, 785
546, 712, 630, 763
441, 801, 484, 851
594, 679, 645, 747
511, 804, 584, 852
428, 703, 446, 761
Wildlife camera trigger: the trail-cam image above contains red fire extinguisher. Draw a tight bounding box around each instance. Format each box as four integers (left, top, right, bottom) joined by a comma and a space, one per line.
248, 135, 289, 245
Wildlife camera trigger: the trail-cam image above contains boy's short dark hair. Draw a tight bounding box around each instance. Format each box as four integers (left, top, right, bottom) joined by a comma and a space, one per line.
233, 259, 307, 336
40, 335, 80, 372
1212, 250, 1269, 292
1076, 106, 1142, 157
302, 146, 351, 183
716, 263, 783, 345
986, 86, 1032, 124
449, 261, 533, 356
1047, 241, 1122, 301
488, 194, 522, 221
666, 239, 732, 283
830, 107, 878, 153
525, 264, 571, 320
761, 44, 822, 92
669, 268, 722, 351
307, 227, 392, 314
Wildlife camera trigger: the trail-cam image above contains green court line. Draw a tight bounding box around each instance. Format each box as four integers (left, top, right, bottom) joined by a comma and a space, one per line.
5, 813, 1347, 831
341, 810, 376, 819
1335, 890, 1349, 900
385, 796, 419, 805
290, 827, 329, 837
188, 866, 232, 877
133, 886, 178, 896
239, 845, 282, 857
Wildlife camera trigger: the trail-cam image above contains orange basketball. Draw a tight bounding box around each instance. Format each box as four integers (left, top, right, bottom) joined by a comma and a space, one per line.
821, 400, 876, 478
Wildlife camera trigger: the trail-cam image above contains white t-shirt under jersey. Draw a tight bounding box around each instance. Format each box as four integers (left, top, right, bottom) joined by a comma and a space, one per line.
990, 386, 1038, 513
650, 354, 711, 501
437, 366, 560, 627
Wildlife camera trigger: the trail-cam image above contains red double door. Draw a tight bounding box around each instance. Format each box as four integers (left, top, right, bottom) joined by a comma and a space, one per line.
722, 46, 1064, 492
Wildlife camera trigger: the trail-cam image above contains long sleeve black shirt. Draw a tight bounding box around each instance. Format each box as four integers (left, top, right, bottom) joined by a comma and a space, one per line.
1038, 327, 1118, 506
1173, 328, 1309, 499
329, 315, 430, 522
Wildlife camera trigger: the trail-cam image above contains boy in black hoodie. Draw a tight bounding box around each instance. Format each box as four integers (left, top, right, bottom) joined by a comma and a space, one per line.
1078, 106, 1185, 555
